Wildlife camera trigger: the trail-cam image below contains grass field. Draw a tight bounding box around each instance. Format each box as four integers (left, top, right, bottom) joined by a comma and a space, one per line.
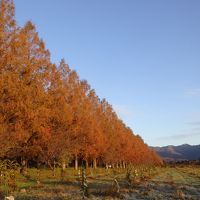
0, 165, 200, 200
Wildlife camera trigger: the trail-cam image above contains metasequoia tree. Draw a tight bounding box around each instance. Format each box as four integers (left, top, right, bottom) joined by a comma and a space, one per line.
0, 0, 163, 168
0, 0, 17, 154
40, 62, 72, 171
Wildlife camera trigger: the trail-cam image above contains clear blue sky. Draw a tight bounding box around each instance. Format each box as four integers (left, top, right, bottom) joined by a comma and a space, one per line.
14, 0, 200, 146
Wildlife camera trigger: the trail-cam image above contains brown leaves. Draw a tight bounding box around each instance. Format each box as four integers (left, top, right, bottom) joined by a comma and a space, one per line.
0, 0, 162, 167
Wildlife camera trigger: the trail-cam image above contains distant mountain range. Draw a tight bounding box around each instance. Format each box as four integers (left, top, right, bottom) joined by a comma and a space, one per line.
151, 144, 200, 162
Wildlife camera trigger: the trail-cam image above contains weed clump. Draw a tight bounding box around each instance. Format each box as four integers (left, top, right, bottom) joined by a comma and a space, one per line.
175, 189, 185, 200
0, 160, 19, 196
80, 166, 89, 199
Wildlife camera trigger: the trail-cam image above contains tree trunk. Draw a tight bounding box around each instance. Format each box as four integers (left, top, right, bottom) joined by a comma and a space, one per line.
60, 160, 66, 181
85, 159, 89, 169
52, 160, 56, 176
20, 158, 27, 175
119, 162, 121, 168
93, 158, 97, 169
75, 155, 78, 170
106, 163, 109, 169
62, 160, 66, 171
47, 160, 55, 176
123, 161, 126, 169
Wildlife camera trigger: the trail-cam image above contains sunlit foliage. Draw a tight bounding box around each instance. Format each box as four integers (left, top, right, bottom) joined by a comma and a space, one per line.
0, 0, 163, 169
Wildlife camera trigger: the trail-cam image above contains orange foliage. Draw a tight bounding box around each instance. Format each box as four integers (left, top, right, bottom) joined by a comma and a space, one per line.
0, 0, 163, 167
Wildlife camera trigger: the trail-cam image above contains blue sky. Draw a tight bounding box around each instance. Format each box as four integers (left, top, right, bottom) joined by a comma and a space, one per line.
14, 0, 200, 146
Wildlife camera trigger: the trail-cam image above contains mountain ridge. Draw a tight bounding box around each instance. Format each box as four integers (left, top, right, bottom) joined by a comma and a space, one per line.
151, 144, 200, 162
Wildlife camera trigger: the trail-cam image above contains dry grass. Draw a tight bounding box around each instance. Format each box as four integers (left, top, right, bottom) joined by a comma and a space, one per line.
175, 189, 185, 200
0, 166, 200, 199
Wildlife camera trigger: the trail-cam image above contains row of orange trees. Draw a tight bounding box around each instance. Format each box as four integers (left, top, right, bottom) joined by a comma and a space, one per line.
0, 0, 162, 169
